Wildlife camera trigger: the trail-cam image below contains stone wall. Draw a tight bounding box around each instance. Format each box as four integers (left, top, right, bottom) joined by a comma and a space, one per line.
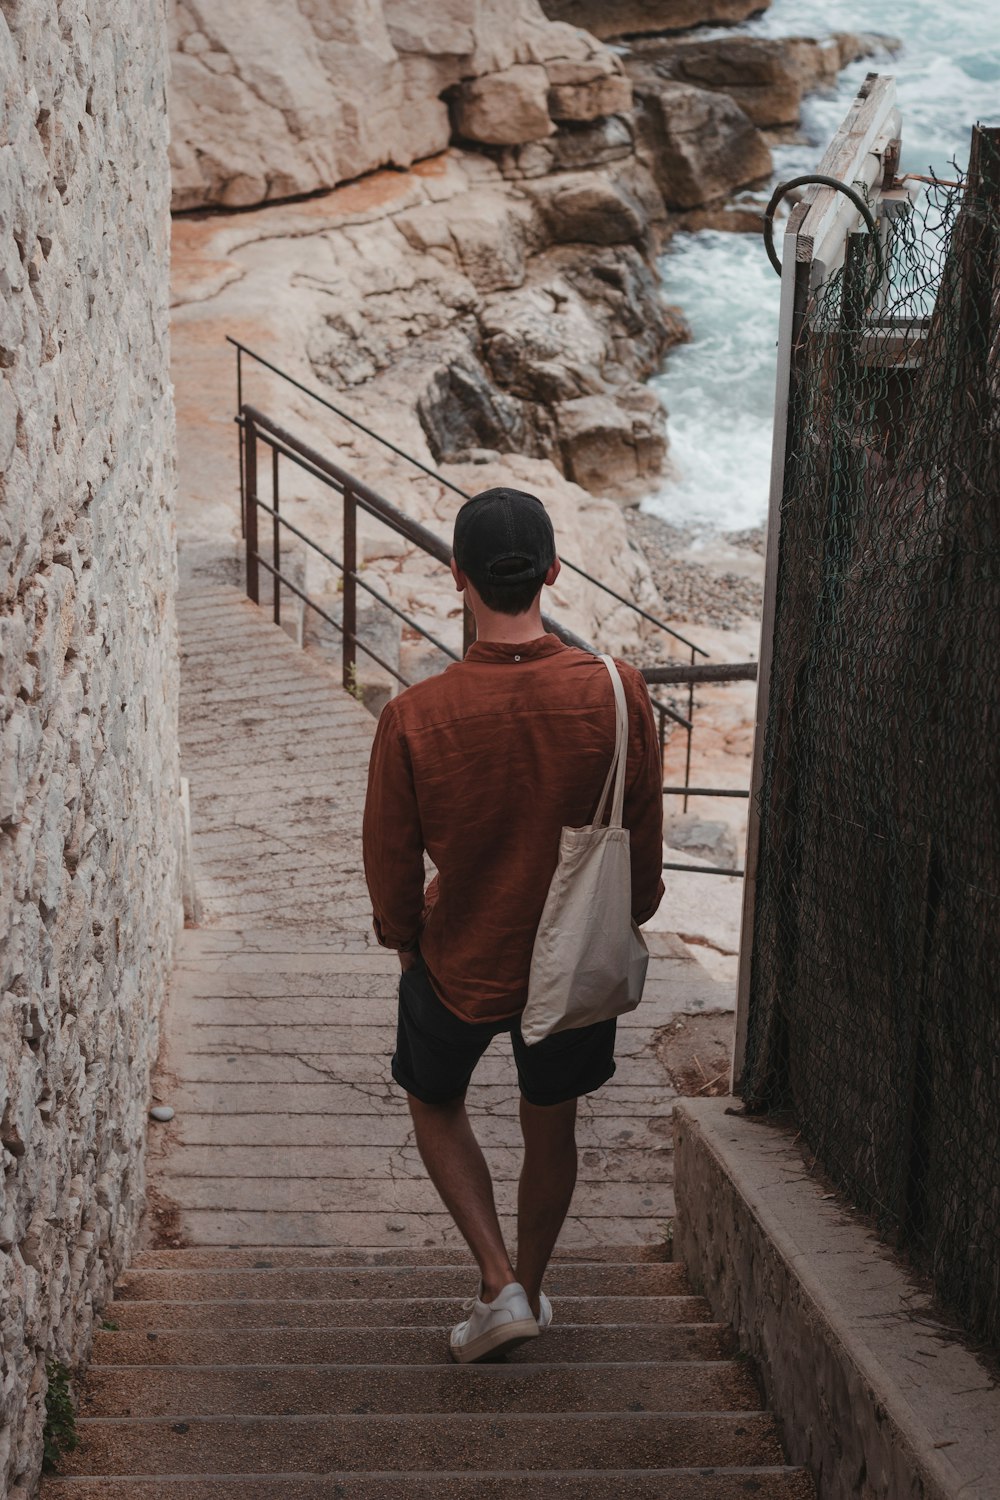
0, 2, 179, 1493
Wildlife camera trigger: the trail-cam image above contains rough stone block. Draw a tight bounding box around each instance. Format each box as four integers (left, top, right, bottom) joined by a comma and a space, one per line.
665, 814, 739, 868
537, 0, 772, 39
528, 171, 649, 247
634, 81, 772, 210
547, 57, 633, 123
556, 385, 667, 501
452, 64, 555, 147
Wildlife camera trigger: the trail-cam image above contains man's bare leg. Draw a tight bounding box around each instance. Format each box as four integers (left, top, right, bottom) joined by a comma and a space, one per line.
515, 1096, 578, 1316
407, 1094, 516, 1301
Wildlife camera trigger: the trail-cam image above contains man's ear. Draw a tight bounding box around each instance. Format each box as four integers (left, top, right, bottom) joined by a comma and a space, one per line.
544, 557, 561, 587
450, 558, 465, 592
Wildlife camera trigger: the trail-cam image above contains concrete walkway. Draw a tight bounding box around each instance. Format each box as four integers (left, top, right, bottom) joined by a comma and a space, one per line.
148, 584, 728, 1251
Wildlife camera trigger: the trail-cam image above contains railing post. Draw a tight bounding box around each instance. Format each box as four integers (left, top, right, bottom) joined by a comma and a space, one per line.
683, 645, 695, 812
237, 350, 245, 539
343, 487, 357, 693
272, 446, 281, 627
244, 412, 259, 604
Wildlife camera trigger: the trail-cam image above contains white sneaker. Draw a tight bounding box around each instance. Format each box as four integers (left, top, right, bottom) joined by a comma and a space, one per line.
449, 1282, 539, 1363
537, 1291, 553, 1331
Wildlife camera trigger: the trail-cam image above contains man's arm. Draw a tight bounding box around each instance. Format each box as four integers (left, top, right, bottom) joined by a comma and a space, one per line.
622, 670, 665, 924
362, 701, 426, 959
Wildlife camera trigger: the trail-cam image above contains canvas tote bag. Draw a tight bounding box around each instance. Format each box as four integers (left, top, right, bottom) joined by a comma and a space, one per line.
520, 654, 650, 1045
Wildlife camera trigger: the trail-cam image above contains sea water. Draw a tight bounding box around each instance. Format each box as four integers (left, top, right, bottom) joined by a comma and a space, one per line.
644, 0, 1000, 532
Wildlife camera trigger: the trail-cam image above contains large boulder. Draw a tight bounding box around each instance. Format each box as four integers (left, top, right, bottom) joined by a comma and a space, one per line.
546, 55, 633, 123
499, 116, 636, 180
416, 352, 542, 463
537, 0, 771, 39
527, 170, 651, 247
624, 32, 899, 131
633, 81, 772, 210
479, 278, 611, 404
452, 64, 554, 145
556, 386, 667, 501
627, 36, 809, 129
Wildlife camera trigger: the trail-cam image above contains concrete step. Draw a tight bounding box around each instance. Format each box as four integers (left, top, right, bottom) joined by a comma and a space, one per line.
92, 1323, 737, 1367
145, 1210, 675, 1251
113, 1262, 691, 1302
43, 1468, 816, 1499
57, 1411, 787, 1476
155, 1143, 675, 1183
106, 1295, 711, 1331
129, 1245, 671, 1269
148, 1117, 674, 1152
80, 1359, 761, 1418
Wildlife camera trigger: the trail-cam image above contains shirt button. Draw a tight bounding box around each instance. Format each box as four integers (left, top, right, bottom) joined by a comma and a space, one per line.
514, 655, 521, 661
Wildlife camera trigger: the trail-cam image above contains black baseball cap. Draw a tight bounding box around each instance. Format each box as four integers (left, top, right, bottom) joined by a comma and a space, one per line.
452, 488, 556, 588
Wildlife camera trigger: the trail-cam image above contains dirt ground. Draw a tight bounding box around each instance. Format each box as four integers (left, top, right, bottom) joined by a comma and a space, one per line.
654, 1011, 735, 1097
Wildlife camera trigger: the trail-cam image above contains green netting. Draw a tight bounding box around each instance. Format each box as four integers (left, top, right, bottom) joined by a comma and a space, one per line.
742, 127, 1000, 1349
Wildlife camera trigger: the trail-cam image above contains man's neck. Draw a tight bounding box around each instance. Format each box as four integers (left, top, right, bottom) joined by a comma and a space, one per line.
471, 604, 546, 645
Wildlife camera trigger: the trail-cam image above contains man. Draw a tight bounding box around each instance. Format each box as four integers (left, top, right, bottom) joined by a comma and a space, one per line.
363, 487, 664, 1362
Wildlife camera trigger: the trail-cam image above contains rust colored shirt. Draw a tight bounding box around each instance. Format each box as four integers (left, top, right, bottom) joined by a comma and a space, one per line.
363, 634, 665, 1022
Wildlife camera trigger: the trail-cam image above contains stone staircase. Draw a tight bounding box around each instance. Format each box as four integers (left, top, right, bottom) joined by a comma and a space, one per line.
38, 585, 814, 1497
42, 1244, 813, 1498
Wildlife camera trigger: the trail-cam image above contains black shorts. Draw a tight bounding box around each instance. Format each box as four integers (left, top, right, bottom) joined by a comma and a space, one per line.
392, 958, 616, 1108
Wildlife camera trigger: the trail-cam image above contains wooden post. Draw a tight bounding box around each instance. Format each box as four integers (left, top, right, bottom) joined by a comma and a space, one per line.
730, 74, 903, 1096
342, 488, 357, 693
732, 225, 813, 1096
244, 413, 259, 605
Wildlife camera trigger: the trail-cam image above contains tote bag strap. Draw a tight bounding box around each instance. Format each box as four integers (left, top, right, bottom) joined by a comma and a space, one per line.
590, 654, 629, 831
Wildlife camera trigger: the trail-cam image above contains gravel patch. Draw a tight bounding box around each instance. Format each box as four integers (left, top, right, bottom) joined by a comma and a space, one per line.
626, 510, 764, 630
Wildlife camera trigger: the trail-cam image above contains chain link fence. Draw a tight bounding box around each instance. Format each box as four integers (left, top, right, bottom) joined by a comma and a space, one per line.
742, 126, 1000, 1349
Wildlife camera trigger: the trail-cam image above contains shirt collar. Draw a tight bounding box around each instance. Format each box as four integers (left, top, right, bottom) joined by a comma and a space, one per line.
464, 633, 568, 665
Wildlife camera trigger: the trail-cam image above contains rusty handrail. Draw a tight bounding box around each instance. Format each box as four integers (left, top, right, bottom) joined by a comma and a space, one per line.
240, 404, 693, 727
238, 402, 756, 868
643, 662, 758, 685
229, 337, 709, 657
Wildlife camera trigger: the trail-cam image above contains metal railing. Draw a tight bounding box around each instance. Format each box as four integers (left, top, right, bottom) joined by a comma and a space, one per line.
234, 348, 756, 877
230, 338, 709, 660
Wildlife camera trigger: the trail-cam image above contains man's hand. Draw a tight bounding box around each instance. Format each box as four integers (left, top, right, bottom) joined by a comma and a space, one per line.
399, 948, 420, 973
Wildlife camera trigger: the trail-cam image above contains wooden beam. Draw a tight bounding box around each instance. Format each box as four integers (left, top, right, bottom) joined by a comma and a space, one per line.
801, 74, 901, 280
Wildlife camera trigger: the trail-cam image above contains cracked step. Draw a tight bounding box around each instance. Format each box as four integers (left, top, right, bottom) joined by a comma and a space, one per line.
153, 1144, 675, 1183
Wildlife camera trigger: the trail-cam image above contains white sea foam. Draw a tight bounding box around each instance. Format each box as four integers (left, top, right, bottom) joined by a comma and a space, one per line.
645, 0, 1000, 532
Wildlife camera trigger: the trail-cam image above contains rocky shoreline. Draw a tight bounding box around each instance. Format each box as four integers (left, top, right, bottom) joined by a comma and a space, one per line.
169, 0, 897, 685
